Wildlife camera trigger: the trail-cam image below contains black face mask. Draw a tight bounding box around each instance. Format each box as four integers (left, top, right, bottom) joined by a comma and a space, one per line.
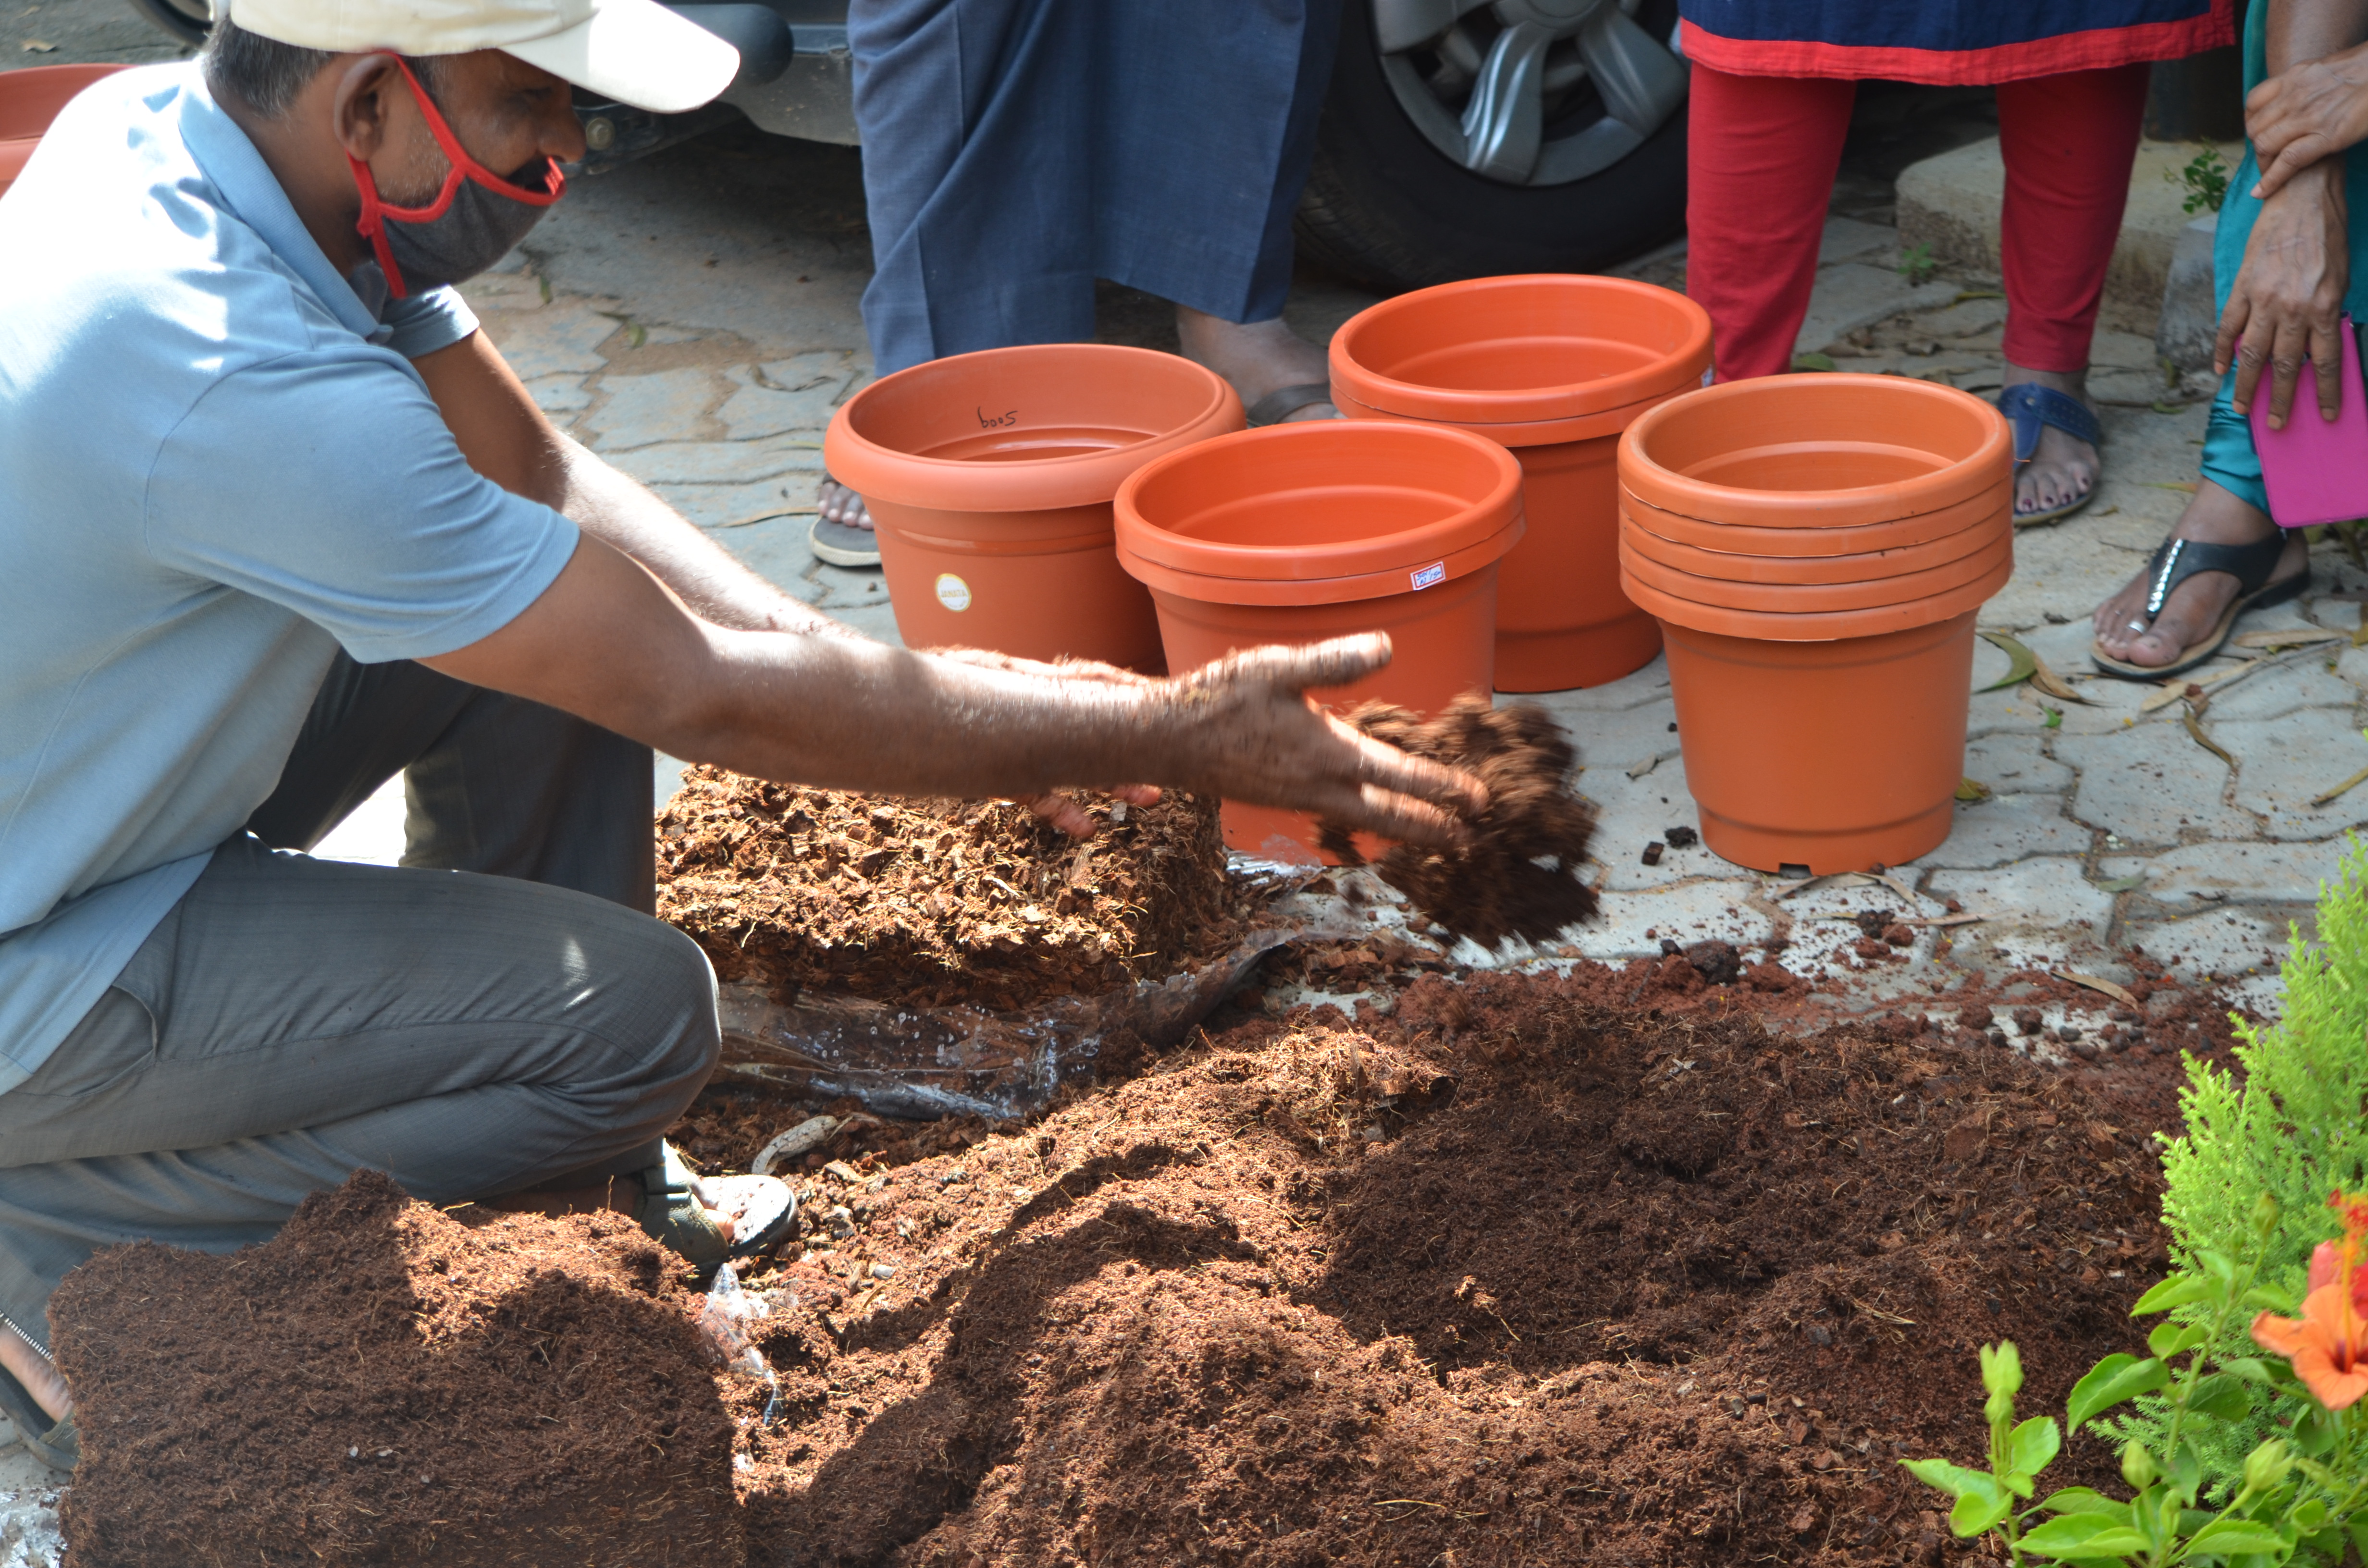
347, 56, 566, 299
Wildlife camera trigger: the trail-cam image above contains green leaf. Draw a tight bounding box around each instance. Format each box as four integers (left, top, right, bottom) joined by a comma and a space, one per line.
2021, 1516, 2150, 1560
2292, 1407, 2339, 1458
2038, 1488, 2126, 1518
2198, 1249, 2240, 1285
1790, 351, 1837, 373
1979, 631, 2041, 692
2187, 1373, 2252, 1421
2069, 1356, 2169, 1432
2216, 1357, 2284, 1386
2132, 1274, 2214, 1316
1952, 1485, 2014, 1537
2148, 1321, 2210, 1358
2345, 1519, 2368, 1565
2045, 705, 2064, 729
2242, 1283, 2301, 1314
2185, 1519, 2286, 1556
2009, 1417, 2063, 1480
1903, 1458, 2001, 1501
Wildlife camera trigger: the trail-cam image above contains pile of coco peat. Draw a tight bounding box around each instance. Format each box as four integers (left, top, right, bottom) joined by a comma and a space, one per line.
655, 766, 1250, 1010
49, 1172, 738, 1568
703, 969, 2170, 1568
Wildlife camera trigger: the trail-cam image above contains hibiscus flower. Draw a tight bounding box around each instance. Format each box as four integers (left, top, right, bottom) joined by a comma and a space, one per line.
2254, 1190, 2368, 1411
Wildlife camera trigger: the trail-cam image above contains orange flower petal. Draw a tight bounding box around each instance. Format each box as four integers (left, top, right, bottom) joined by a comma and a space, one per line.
2255, 1310, 2317, 1357
2292, 1347, 2368, 1411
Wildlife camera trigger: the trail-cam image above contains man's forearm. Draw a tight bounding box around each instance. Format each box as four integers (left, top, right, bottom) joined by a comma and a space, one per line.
2271, 0, 2368, 75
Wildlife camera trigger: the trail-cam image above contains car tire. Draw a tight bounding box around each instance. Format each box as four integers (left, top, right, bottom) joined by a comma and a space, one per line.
126, 0, 210, 48
1294, 0, 1689, 294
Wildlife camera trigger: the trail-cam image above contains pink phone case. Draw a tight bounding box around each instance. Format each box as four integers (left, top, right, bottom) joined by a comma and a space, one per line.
2251, 314, 2368, 528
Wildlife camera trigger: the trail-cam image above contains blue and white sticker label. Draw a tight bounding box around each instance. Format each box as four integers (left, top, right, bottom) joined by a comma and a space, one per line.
1409, 561, 1447, 591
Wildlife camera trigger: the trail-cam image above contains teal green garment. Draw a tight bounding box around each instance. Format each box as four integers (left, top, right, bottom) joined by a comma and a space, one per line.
2201, 0, 2368, 516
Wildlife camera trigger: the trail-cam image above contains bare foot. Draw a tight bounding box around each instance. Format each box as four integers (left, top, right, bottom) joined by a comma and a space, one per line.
0, 1318, 69, 1425
2090, 481, 2302, 668
2004, 364, 2100, 520
817, 475, 872, 531
1174, 305, 1338, 422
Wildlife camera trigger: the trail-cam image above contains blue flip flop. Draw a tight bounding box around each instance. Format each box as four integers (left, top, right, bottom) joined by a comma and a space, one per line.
1999, 382, 2103, 527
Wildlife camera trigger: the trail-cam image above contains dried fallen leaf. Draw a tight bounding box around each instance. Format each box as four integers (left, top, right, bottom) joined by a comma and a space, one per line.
1626, 754, 1660, 780
2094, 874, 2147, 894
2030, 655, 2093, 703
20, 38, 53, 50
1976, 630, 2039, 692
2183, 709, 2233, 766
1859, 870, 1923, 907
1955, 777, 1992, 802
2054, 970, 2140, 1009
1904, 912, 1988, 929
2139, 658, 2260, 712
1772, 874, 1837, 900
2314, 748, 2368, 808
2142, 480, 2200, 495
2233, 627, 2346, 649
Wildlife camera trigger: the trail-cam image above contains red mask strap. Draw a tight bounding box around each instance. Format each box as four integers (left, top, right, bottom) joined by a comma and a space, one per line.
347, 55, 567, 300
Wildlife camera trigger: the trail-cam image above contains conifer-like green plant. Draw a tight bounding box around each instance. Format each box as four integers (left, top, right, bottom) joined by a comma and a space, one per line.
2138, 838, 2368, 1489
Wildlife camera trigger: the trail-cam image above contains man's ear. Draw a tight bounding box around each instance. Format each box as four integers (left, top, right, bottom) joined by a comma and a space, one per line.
328, 54, 405, 164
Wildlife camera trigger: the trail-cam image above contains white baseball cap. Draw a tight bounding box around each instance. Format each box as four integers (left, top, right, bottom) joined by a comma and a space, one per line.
220, 0, 741, 114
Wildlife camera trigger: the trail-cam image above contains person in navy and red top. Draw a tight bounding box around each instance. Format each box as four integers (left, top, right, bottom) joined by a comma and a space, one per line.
1679, 0, 2238, 526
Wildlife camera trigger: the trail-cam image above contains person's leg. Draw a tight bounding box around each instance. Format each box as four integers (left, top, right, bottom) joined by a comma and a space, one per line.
1995, 63, 2152, 519
0, 838, 720, 1390
246, 655, 654, 914
1685, 65, 1856, 382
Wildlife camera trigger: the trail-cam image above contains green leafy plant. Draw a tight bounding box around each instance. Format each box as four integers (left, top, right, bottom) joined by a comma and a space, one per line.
2169, 147, 2232, 215
1899, 243, 1940, 285
1905, 1195, 2368, 1567
2142, 838, 2368, 1487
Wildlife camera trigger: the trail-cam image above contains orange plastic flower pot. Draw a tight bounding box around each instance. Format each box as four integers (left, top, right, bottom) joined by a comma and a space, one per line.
1618, 502, 2009, 586
1619, 373, 2010, 530
1619, 531, 2012, 613
1662, 611, 1981, 874
824, 343, 1243, 672
1115, 421, 1525, 862
0, 64, 125, 198
1330, 275, 1711, 692
1621, 549, 2014, 643
1619, 487, 2007, 559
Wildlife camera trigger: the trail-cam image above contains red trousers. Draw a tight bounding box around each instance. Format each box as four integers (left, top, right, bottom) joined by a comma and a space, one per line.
1685, 62, 2152, 381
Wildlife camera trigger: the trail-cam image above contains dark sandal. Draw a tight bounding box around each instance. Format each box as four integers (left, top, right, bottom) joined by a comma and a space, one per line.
1245, 381, 1337, 427
0, 1362, 76, 1474
2091, 532, 2309, 680
2000, 382, 2103, 527
633, 1142, 798, 1274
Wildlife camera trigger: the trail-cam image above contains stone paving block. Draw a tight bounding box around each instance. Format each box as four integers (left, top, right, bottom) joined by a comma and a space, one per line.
1560, 694, 1678, 768
2060, 720, 2254, 843
1907, 295, 2007, 339
2223, 707, 2368, 837
1912, 792, 2092, 869
1798, 263, 1959, 355
2097, 838, 2352, 907
1819, 216, 1895, 265
2091, 330, 2164, 370
1581, 751, 1717, 893
1562, 879, 1772, 964
1769, 874, 1948, 981
523, 373, 591, 416
587, 368, 723, 449
609, 433, 826, 486
2125, 906, 2294, 981
656, 480, 805, 530
717, 355, 857, 439
476, 297, 619, 380
1517, 654, 1672, 717
1963, 732, 2072, 794
1926, 857, 2120, 972
2197, 658, 2356, 721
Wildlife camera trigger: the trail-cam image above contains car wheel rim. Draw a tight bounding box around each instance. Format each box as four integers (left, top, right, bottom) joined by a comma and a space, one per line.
1371, 0, 1688, 187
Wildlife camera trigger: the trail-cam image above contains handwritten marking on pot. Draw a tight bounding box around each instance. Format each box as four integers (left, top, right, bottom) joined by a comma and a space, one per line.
751, 1115, 840, 1176
2052, 970, 2139, 1009
934, 573, 973, 612
1409, 561, 1447, 591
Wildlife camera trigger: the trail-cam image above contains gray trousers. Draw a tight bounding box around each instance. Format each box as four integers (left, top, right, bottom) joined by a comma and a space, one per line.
0, 658, 717, 1356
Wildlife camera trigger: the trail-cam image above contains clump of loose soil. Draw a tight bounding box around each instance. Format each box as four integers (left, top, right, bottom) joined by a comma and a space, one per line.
655, 766, 1249, 1009
50, 1171, 740, 1568
1319, 696, 1598, 945
720, 969, 2169, 1567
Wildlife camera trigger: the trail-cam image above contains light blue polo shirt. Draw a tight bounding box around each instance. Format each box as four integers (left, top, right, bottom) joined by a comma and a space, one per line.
0, 64, 581, 1093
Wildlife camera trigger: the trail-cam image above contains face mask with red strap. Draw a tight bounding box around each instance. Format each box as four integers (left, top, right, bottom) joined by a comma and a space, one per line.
347, 55, 567, 300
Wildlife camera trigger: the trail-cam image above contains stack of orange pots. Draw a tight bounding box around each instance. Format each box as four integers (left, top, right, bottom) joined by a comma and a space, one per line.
1616, 374, 2012, 875
1329, 275, 1712, 692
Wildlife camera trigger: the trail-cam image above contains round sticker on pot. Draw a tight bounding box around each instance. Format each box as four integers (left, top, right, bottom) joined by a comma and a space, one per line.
934, 573, 973, 612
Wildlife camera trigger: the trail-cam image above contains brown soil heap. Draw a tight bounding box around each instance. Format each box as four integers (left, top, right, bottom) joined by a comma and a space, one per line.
49, 1171, 740, 1568
720, 970, 2168, 1567
1320, 696, 1598, 944
656, 767, 1246, 1009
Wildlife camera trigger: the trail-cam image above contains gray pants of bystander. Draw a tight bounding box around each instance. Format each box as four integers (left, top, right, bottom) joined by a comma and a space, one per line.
0, 656, 718, 1358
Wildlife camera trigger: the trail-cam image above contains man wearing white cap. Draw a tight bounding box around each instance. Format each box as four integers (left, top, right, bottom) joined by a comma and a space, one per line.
0, 0, 1480, 1470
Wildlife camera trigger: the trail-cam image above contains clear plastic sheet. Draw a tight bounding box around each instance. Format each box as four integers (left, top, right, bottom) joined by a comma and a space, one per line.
714, 858, 1384, 1121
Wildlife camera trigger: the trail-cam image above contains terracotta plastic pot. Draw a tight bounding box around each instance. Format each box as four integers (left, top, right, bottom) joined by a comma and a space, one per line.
1619, 373, 2010, 529
1620, 548, 2014, 644
824, 343, 1242, 672
1619, 504, 2009, 586
1620, 487, 2007, 559
1661, 612, 1981, 873
0, 64, 125, 197
1330, 274, 1710, 692
1620, 530, 2010, 612
1115, 421, 1524, 862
